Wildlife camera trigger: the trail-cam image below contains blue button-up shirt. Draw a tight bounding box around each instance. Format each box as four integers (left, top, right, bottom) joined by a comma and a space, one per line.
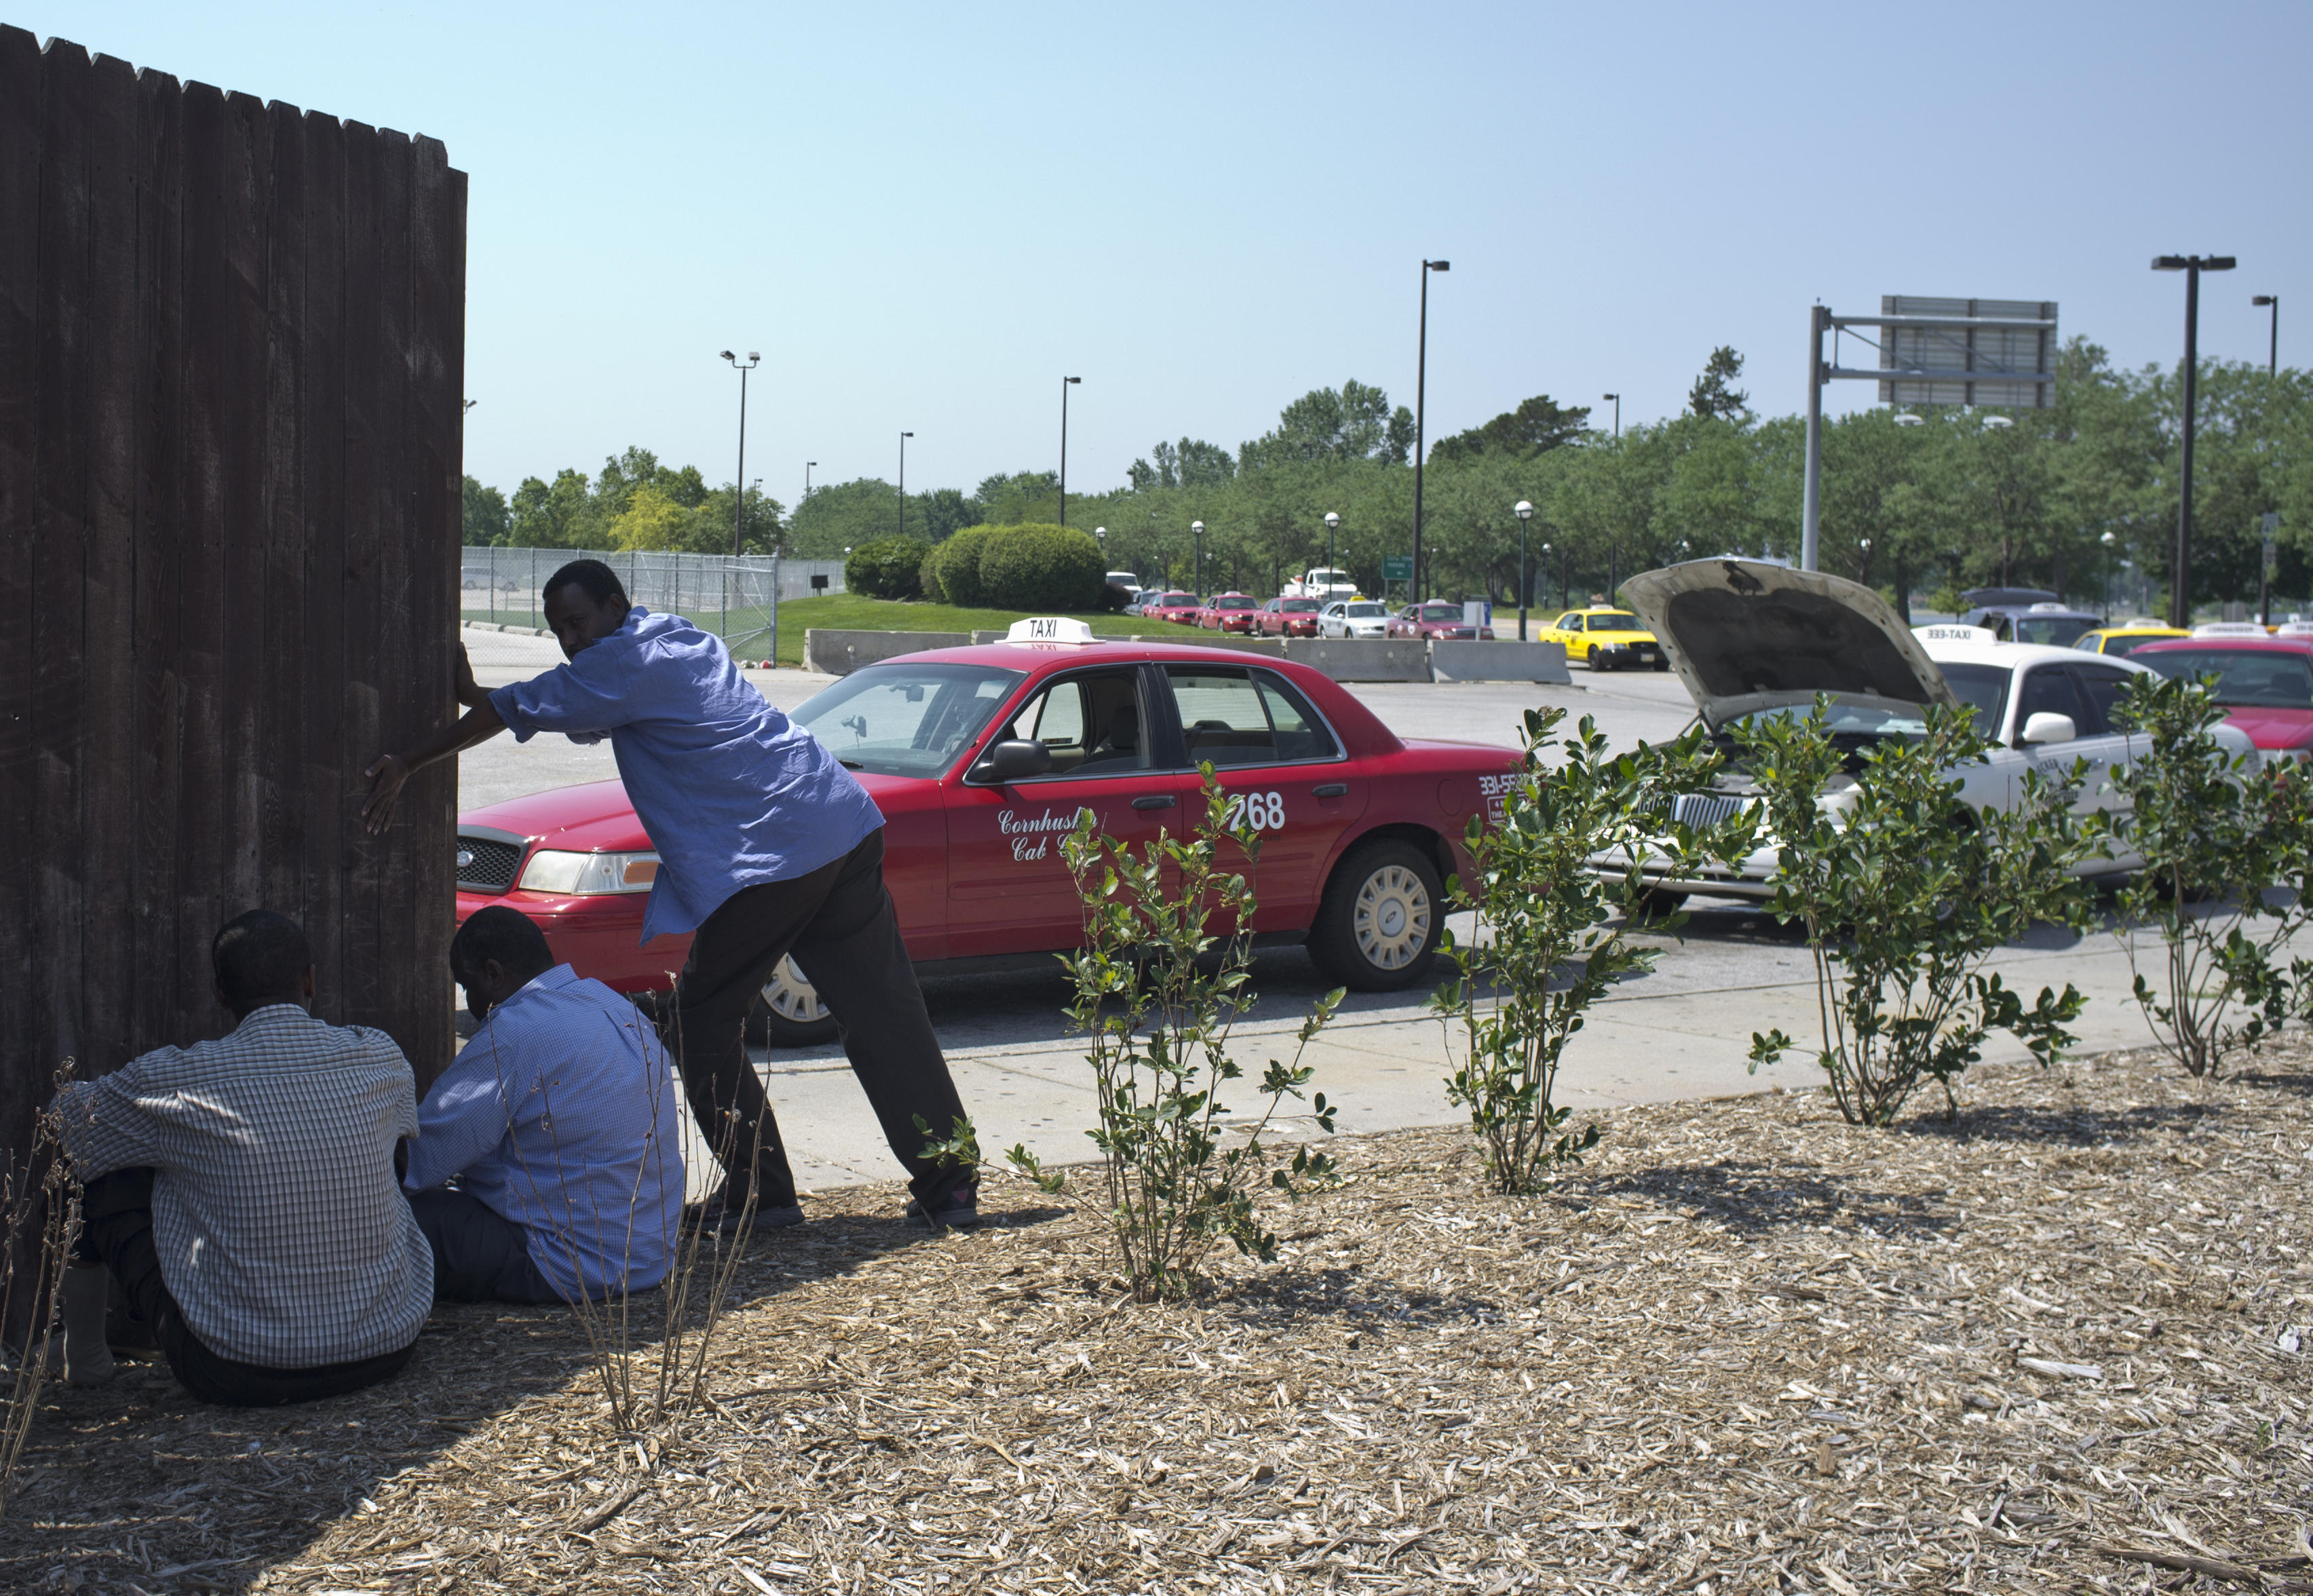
490, 607, 883, 943
404, 965, 685, 1302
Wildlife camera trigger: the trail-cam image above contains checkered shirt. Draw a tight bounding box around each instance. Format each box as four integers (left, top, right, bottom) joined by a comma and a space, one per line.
54, 1005, 435, 1369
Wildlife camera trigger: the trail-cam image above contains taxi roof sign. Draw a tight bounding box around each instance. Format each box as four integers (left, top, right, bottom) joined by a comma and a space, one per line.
1006, 617, 1103, 645
2275, 620, 2313, 638
2192, 621, 2270, 638
1913, 624, 1997, 646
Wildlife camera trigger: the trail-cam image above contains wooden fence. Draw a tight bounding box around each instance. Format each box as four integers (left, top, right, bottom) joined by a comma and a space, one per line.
0, 27, 465, 1164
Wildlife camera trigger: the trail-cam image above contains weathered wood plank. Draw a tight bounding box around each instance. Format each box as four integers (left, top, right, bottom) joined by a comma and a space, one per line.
337, 119, 386, 1033
259, 98, 307, 926
370, 128, 419, 1065
172, 78, 230, 1038
298, 110, 348, 1022
129, 63, 186, 1053
31, 37, 94, 1086
77, 52, 140, 1077
217, 90, 270, 928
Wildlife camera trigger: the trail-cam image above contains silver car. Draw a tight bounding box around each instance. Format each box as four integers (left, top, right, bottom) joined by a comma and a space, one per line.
1319, 599, 1393, 639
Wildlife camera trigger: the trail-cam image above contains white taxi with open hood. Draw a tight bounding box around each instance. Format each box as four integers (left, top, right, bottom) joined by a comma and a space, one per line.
1595, 558, 2257, 906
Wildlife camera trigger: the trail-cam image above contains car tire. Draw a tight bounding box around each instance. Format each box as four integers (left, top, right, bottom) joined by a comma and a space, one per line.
1309, 839, 1444, 991
1652, 655, 1669, 672
746, 955, 841, 1047
1587, 645, 1607, 672
1630, 886, 1689, 922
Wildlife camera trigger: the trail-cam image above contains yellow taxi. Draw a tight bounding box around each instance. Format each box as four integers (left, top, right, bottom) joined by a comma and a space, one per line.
1534, 607, 1666, 672
2072, 620, 2190, 658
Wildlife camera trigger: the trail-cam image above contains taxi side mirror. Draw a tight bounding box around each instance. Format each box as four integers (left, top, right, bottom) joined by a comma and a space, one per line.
968, 738, 1054, 784
2020, 711, 2076, 747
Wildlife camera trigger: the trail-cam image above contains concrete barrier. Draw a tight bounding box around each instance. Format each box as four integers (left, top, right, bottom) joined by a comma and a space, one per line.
803, 629, 970, 675
1279, 637, 1432, 682
1428, 639, 1571, 684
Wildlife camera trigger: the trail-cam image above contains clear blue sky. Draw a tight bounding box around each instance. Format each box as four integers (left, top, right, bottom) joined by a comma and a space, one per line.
24, 1, 2310, 507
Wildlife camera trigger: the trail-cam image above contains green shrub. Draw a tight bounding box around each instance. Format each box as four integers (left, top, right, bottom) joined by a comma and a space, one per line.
976, 523, 1106, 611
925, 525, 996, 607
845, 536, 930, 601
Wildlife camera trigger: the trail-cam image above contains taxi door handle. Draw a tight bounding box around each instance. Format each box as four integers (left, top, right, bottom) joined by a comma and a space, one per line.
1132, 795, 1177, 810
1312, 782, 1350, 797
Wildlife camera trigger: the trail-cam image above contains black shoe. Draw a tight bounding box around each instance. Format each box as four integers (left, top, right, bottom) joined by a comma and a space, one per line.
904, 1191, 980, 1230
685, 1191, 804, 1236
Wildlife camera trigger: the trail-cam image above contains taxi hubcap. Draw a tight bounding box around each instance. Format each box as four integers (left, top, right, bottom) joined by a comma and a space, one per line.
1353, 865, 1431, 970
762, 957, 827, 1024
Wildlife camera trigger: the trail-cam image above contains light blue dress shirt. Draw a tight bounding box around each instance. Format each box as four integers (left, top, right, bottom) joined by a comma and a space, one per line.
404, 965, 685, 1302
489, 607, 884, 944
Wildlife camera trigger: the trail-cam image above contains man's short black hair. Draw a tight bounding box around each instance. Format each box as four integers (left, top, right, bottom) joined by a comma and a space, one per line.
451, 905, 555, 987
543, 558, 628, 609
213, 910, 311, 1015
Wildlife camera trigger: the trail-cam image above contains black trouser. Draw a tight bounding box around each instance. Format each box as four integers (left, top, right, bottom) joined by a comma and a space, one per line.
673, 827, 974, 1211
73, 1169, 416, 1407
407, 1187, 565, 1305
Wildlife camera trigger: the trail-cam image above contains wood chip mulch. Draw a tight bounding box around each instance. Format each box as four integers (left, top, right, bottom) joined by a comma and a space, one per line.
3, 1043, 2308, 1594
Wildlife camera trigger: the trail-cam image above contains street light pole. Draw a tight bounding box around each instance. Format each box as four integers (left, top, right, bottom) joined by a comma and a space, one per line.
2153, 254, 2236, 628
1324, 512, 1340, 588
1059, 376, 1082, 527
1601, 393, 1620, 439
898, 432, 914, 540
1413, 259, 1451, 603
720, 350, 760, 557
1514, 500, 1534, 642
1191, 520, 1205, 596
2253, 295, 2279, 375
2100, 529, 2116, 623
805, 461, 816, 500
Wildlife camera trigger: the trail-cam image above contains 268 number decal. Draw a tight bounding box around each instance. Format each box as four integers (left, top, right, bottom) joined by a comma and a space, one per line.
1225, 791, 1288, 831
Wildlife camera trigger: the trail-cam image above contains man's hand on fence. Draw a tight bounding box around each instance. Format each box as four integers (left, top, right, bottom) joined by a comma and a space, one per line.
455, 644, 486, 710
362, 755, 410, 835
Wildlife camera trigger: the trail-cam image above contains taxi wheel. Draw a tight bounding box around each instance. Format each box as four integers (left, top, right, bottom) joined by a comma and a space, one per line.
747, 955, 841, 1047
1587, 645, 1608, 672
1651, 655, 1669, 672
1310, 839, 1442, 991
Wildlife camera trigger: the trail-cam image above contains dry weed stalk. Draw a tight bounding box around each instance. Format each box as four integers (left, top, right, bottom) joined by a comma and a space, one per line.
1, 1063, 79, 1517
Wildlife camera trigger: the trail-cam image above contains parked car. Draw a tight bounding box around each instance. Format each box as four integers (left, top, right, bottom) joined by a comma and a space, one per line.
2072, 620, 2189, 657
1198, 592, 1261, 634
1531, 607, 1664, 671
453, 622, 1522, 1044
2131, 628, 2313, 761
1957, 588, 2101, 647
1318, 600, 1393, 639
1590, 560, 2259, 907
1388, 601, 1495, 642
1142, 591, 1204, 626
1257, 596, 1325, 638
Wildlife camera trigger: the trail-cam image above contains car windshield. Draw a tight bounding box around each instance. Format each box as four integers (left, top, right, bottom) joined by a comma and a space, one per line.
1280, 599, 1321, 612
1159, 593, 1196, 606
2099, 633, 2175, 658
1419, 604, 1463, 620
2010, 614, 2094, 646
1588, 612, 1641, 630
1344, 603, 1388, 618
790, 662, 1027, 777
1727, 700, 1937, 740
1936, 662, 2011, 732
1215, 596, 1253, 609
2137, 649, 2313, 708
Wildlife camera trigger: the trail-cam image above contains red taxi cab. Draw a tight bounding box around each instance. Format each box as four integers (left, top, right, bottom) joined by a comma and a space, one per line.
1199, 592, 1261, 634
2131, 624, 2313, 761
1388, 601, 1496, 641
1257, 596, 1325, 638
455, 621, 1521, 1044
1142, 591, 1203, 626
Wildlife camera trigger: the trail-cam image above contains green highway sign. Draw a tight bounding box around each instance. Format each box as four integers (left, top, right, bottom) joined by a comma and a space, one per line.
1382, 555, 1413, 581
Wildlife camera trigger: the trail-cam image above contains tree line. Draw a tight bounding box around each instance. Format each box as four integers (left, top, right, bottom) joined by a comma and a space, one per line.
465, 337, 2310, 613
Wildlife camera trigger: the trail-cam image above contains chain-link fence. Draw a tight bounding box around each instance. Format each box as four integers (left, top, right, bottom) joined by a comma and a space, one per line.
460, 547, 845, 657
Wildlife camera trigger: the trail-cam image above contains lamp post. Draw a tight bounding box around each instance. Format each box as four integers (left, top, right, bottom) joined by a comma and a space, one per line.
2253, 295, 2278, 375
1412, 258, 1451, 602
898, 431, 914, 539
1323, 512, 1340, 585
1058, 376, 1082, 527
1513, 500, 1534, 641
1602, 392, 1620, 439
2152, 254, 2236, 628
1858, 535, 1871, 586
2100, 529, 2116, 622
720, 350, 760, 557
1191, 520, 1205, 596
805, 461, 816, 499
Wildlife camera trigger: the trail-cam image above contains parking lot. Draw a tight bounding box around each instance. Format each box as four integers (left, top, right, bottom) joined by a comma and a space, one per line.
454, 627, 2270, 1194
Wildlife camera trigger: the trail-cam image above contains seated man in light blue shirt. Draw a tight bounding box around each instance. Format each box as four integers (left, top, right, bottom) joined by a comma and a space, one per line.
404, 907, 685, 1304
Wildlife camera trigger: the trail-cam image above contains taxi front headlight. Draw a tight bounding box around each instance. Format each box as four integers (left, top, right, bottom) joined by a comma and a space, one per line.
519, 849, 661, 894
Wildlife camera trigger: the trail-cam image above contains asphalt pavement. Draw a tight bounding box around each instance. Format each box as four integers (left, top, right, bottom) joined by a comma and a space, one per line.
451, 625, 2255, 1204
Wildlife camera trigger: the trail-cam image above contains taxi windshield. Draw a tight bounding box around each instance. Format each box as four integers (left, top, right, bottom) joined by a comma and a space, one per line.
792, 662, 1027, 777
2009, 614, 2094, 647
1588, 612, 1641, 630
2137, 649, 2313, 708
1213, 595, 1255, 609
1280, 598, 1321, 612
1344, 602, 1388, 617
1419, 604, 1463, 620
1160, 592, 1197, 606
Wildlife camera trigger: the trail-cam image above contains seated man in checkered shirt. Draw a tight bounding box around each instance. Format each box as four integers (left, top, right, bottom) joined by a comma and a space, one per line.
402, 906, 684, 1304
52, 911, 434, 1405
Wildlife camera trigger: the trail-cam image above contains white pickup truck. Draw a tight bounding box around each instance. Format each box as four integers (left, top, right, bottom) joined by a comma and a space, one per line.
1281, 567, 1359, 601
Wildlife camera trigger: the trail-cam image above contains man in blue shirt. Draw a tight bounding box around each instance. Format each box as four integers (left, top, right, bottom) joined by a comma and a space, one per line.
363, 560, 977, 1230
404, 907, 685, 1302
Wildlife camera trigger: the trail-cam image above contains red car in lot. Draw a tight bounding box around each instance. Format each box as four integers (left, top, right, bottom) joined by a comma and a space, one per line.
2130, 631, 2313, 761
1199, 592, 1261, 634
1388, 601, 1495, 642
1257, 597, 1325, 638
1141, 591, 1203, 626
455, 624, 1521, 1044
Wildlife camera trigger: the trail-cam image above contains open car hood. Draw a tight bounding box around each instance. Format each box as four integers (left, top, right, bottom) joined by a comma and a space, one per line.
1620, 559, 1959, 731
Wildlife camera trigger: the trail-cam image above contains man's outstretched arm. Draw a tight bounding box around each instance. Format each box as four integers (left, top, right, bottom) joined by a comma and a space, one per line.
363, 696, 505, 836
